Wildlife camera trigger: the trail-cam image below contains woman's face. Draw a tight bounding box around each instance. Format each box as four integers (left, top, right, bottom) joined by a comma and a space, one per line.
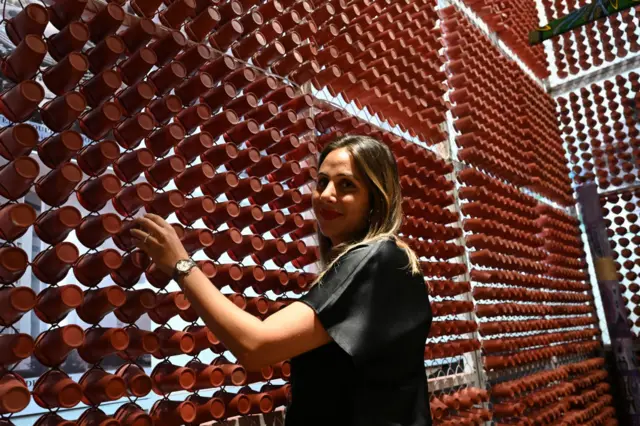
312, 148, 371, 246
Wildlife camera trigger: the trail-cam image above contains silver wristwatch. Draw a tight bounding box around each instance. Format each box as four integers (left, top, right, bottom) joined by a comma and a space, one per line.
173, 258, 197, 281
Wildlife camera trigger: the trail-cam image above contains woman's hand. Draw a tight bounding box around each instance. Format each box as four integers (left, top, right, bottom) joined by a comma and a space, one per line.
130, 213, 190, 276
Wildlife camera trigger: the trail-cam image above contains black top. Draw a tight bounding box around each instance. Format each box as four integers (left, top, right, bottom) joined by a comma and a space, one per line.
286, 238, 433, 426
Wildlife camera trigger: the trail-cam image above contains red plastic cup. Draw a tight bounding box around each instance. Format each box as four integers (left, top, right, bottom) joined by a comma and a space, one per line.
42, 51, 88, 95
151, 327, 195, 357
150, 399, 197, 425
201, 109, 239, 138
147, 94, 183, 125
76, 286, 125, 325
145, 155, 186, 188
36, 130, 83, 168
76, 213, 122, 249
35, 162, 83, 207
115, 79, 155, 114
113, 182, 155, 216
230, 208, 264, 232
130, 0, 163, 17
176, 103, 212, 133
149, 61, 187, 96
0, 287, 36, 326
246, 128, 281, 150
177, 196, 216, 225
77, 139, 120, 176
2, 35, 47, 82
175, 162, 216, 193
120, 18, 156, 53
111, 250, 151, 289
74, 249, 123, 287
209, 19, 244, 51
176, 43, 212, 76
76, 174, 122, 211
32, 370, 82, 409
113, 148, 155, 183
113, 112, 155, 149
77, 327, 130, 364
47, 21, 89, 62
159, 0, 196, 29
203, 202, 240, 230
288, 60, 320, 84
40, 91, 87, 132
145, 122, 186, 157
271, 50, 303, 75
0, 203, 35, 241
87, 3, 125, 43
115, 403, 153, 426
226, 147, 260, 172
201, 55, 237, 84
283, 116, 316, 136
249, 181, 284, 205
232, 31, 267, 60
225, 119, 260, 144
118, 47, 157, 86
6, 3, 48, 45
0, 80, 44, 122
0, 123, 38, 160
79, 369, 126, 405
176, 132, 214, 163
34, 206, 82, 245
115, 364, 153, 398
79, 101, 122, 141
239, 10, 263, 34
201, 171, 239, 198
79, 68, 122, 108
145, 190, 186, 218
201, 83, 237, 114
175, 73, 215, 106
0, 156, 39, 200
226, 176, 261, 202
49, 0, 88, 30
187, 7, 222, 42
35, 413, 76, 426
263, 85, 296, 106
247, 154, 282, 177
149, 30, 187, 67
33, 325, 84, 367
218, 0, 243, 21
32, 242, 79, 284
266, 133, 300, 156
35, 284, 84, 324
120, 328, 160, 358
87, 35, 125, 74
76, 409, 119, 426
252, 40, 286, 67
0, 374, 30, 414
257, 0, 283, 20
224, 67, 256, 90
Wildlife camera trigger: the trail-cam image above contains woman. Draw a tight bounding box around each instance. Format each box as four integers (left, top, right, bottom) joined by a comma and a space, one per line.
131, 135, 433, 425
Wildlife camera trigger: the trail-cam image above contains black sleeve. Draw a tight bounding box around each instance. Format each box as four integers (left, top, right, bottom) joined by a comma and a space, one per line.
299, 239, 431, 363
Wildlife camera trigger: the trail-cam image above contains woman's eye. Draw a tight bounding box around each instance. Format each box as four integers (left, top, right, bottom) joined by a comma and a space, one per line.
341, 180, 355, 189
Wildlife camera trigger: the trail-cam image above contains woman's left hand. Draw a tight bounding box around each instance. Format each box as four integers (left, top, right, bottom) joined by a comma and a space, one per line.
130, 213, 190, 276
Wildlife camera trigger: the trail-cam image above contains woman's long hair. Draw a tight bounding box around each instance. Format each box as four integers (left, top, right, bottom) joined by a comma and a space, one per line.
312, 135, 421, 286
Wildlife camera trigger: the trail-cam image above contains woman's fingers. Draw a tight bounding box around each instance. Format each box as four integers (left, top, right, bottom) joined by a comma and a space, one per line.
144, 213, 171, 230
133, 216, 165, 238
130, 228, 157, 242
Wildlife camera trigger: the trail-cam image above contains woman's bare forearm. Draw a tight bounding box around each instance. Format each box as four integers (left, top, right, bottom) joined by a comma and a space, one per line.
178, 267, 264, 364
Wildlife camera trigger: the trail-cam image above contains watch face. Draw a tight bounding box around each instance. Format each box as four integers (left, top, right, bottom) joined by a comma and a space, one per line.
177, 259, 192, 273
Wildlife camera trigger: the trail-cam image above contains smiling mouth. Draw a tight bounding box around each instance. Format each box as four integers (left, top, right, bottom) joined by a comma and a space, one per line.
318, 208, 343, 220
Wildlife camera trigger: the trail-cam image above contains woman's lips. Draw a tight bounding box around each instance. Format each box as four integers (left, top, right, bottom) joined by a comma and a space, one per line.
318, 208, 343, 220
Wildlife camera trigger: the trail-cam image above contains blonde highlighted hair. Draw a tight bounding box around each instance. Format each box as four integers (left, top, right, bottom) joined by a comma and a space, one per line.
311, 135, 421, 286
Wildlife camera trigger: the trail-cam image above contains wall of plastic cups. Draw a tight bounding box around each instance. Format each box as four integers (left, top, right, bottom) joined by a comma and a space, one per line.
0, 0, 623, 424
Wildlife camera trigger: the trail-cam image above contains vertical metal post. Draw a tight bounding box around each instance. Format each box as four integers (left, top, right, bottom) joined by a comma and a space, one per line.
577, 183, 640, 425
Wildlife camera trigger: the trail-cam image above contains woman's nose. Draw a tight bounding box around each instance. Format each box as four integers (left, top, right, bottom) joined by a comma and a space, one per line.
319, 181, 337, 202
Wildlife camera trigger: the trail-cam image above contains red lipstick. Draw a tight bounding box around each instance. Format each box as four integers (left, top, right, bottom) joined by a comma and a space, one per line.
318, 207, 343, 220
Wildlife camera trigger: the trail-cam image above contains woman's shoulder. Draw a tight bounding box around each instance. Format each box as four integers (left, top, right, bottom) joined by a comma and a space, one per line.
343, 236, 408, 267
